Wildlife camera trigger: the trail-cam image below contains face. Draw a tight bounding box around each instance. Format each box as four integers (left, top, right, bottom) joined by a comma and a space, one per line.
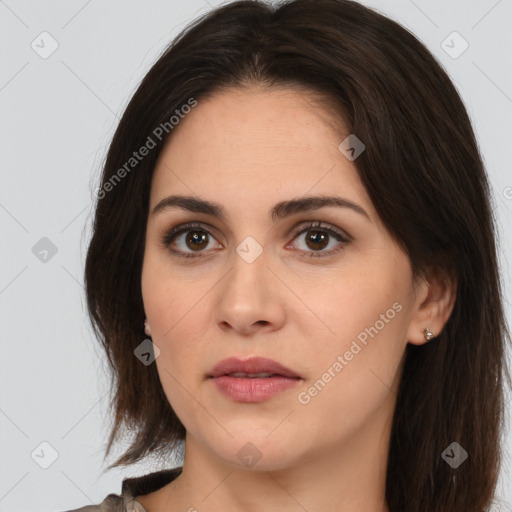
141, 86, 425, 472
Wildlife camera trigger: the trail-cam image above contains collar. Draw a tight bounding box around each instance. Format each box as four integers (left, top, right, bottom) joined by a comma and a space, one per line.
120, 467, 183, 511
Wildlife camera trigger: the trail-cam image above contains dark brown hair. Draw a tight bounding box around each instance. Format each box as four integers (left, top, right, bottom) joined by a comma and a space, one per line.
84, 1, 511, 510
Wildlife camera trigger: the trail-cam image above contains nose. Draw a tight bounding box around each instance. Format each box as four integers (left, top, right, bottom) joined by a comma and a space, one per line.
214, 244, 286, 336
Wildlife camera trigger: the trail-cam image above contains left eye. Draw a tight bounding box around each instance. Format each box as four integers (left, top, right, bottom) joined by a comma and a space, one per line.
161, 221, 350, 259
289, 222, 349, 257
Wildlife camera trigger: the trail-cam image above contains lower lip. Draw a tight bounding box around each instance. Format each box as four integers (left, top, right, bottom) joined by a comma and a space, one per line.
211, 375, 301, 402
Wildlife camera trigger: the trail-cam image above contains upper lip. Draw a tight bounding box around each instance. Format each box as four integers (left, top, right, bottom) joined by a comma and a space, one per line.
208, 357, 301, 378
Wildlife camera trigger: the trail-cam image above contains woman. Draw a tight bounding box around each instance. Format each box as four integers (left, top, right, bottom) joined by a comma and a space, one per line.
69, 0, 511, 510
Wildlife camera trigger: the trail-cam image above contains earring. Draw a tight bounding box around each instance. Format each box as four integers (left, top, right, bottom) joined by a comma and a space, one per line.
423, 326, 435, 341
144, 318, 152, 337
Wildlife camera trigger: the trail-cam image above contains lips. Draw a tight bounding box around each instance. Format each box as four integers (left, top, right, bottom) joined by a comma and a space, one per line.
208, 357, 302, 403
208, 356, 300, 379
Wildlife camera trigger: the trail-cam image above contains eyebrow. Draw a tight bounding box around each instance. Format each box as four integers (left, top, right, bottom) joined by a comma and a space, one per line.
151, 194, 370, 222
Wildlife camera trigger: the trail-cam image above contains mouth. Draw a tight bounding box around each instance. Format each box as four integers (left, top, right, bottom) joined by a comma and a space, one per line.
208, 356, 301, 379
222, 372, 289, 378
208, 357, 302, 403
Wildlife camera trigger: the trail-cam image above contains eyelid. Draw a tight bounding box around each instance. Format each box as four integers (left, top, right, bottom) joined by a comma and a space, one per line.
160, 219, 351, 243
289, 220, 352, 243
159, 219, 352, 259
159, 222, 222, 250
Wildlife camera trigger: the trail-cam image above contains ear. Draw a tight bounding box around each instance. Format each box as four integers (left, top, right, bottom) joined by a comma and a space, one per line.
144, 318, 152, 337
406, 266, 457, 346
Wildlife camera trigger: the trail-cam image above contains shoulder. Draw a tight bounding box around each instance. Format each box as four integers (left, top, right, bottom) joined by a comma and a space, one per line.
57, 493, 124, 511
59, 467, 183, 512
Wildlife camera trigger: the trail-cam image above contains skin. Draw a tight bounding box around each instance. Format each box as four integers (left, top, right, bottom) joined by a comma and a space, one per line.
138, 86, 456, 512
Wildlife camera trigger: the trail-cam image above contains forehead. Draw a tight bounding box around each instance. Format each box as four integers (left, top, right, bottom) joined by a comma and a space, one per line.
149, 86, 371, 217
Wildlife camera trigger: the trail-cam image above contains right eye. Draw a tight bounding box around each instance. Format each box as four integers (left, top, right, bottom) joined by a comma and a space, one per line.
160, 222, 223, 259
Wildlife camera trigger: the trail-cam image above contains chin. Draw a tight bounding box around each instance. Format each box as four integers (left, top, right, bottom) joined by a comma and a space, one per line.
206, 429, 305, 472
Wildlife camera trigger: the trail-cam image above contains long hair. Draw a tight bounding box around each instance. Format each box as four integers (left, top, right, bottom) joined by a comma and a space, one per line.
84, 1, 511, 510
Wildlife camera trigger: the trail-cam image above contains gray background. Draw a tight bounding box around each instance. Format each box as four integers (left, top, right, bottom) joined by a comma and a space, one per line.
1, 0, 511, 510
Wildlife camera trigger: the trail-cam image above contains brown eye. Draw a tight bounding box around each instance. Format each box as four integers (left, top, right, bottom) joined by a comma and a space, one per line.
162, 220, 350, 260
304, 230, 330, 251
185, 230, 209, 251
161, 223, 221, 259
289, 221, 351, 258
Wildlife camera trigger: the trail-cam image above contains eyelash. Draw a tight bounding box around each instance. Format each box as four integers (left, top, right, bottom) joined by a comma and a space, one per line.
160, 221, 351, 260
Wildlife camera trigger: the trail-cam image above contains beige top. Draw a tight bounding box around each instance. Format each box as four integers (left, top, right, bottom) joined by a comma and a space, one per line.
61, 467, 182, 512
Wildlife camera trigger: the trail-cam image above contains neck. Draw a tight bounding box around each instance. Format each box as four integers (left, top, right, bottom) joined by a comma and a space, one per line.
162, 414, 392, 512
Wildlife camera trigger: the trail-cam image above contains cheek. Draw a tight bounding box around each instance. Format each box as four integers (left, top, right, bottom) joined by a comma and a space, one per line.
295, 306, 407, 443
152, 322, 215, 435
293, 259, 411, 411
296, 259, 409, 346
147, 290, 208, 377
142, 257, 196, 376
142, 248, 205, 334
151, 310, 207, 423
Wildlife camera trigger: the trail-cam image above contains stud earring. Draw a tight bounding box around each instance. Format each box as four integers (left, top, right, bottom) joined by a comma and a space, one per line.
423, 326, 435, 341
144, 318, 152, 337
